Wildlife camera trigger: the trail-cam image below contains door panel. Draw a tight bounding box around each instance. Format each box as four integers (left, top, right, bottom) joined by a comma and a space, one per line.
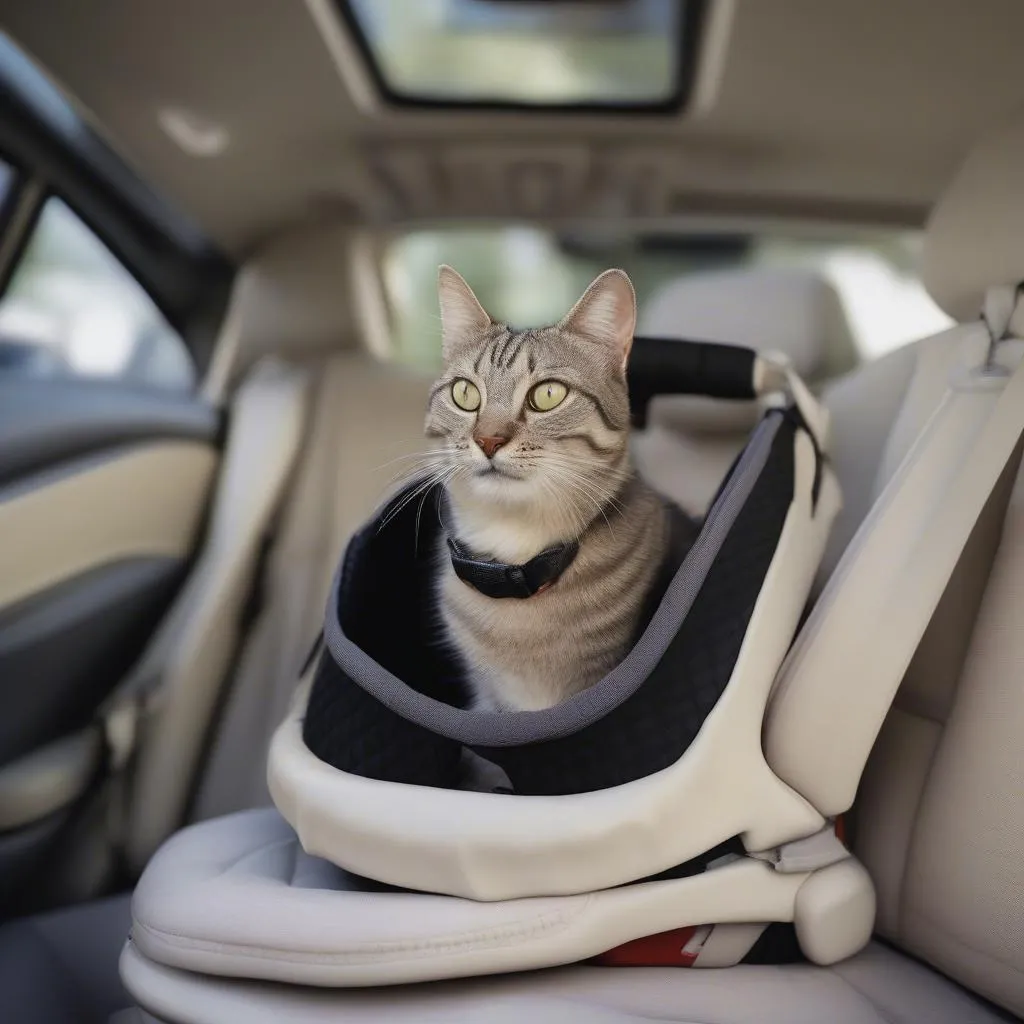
0, 557, 184, 763
0, 728, 102, 832
0, 29, 234, 921
0, 377, 220, 485
0, 432, 219, 749
0, 441, 218, 609
0, 388, 220, 915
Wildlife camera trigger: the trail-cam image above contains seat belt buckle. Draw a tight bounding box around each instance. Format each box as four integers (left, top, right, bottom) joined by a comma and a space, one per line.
753, 820, 849, 874
103, 697, 141, 773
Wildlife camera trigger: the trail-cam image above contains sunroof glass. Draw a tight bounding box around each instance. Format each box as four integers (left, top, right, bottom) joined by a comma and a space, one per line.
342, 0, 694, 110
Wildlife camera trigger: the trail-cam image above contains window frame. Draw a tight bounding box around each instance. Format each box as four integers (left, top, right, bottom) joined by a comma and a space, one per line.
0, 47, 234, 377
0, 153, 27, 236
335, 0, 707, 115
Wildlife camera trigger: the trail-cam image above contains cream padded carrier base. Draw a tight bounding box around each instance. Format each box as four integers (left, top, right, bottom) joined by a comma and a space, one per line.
128, 808, 871, 989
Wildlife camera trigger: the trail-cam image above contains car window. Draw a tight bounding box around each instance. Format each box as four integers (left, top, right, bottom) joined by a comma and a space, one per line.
0, 196, 195, 390
344, 0, 690, 109
380, 226, 952, 375
0, 158, 13, 205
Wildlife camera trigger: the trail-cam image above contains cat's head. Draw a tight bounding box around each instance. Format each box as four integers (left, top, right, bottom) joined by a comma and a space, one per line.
425, 266, 636, 524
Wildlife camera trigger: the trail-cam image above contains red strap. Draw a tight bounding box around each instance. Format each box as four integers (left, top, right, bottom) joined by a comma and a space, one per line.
592, 926, 705, 967
595, 817, 851, 969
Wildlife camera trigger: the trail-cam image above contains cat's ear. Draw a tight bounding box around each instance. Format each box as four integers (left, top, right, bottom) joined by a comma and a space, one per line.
438, 265, 492, 360
560, 269, 636, 373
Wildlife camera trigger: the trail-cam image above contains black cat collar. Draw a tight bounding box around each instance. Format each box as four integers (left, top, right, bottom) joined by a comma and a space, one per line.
446, 536, 579, 599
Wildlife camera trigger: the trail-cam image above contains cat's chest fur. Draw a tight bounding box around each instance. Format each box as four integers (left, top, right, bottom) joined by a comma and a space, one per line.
437, 479, 669, 711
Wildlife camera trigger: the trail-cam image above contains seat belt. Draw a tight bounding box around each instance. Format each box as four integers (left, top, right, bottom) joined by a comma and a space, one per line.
766, 284, 1024, 819
99, 356, 311, 869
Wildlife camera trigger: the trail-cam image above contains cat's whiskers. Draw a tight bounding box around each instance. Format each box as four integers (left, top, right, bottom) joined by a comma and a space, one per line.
414, 463, 465, 554
562, 474, 615, 538
536, 474, 588, 539
509, 450, 626, 531
527, 465, 613, 542
379, 462, 458, 532
532, 451, 629, 520
376, 448, 456, 472
381, 450, 457, 482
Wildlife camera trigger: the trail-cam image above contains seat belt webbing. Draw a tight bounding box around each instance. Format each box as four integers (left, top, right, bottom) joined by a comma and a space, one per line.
99, 357, 310, 867
767, 287, 1024, 816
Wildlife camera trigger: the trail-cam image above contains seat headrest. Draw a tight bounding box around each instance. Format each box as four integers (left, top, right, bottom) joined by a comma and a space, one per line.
924, 107, 1024, 323
638, 267, 854, 435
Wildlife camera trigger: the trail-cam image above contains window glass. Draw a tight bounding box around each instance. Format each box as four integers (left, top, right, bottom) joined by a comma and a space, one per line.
381, 226, 952, 374
0, 31, 86, 145
345, 0, 687, 107
0, 197, 195, 390
0, 159, 13, 207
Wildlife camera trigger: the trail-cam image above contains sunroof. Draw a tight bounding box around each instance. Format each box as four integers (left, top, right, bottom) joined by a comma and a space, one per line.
341, 0, 700, 111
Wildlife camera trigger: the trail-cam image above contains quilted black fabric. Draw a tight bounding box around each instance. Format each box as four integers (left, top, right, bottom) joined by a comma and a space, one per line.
303, 416, 798, 795
303, 485, 465, 788
303, 652, 463, 788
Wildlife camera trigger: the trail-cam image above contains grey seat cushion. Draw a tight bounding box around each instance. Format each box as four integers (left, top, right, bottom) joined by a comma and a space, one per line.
0, 893, 132, 1024
120, 938, 1006, 1024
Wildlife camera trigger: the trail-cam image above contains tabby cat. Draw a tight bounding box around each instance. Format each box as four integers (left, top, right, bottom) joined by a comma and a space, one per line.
424, 266, 680, 711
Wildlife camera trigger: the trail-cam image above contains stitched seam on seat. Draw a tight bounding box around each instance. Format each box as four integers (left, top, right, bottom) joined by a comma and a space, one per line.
213, 835, 296, 877
133, 897, 587, 966
904, 909, 1024, 978
556, 1003, 691, 1024
26, 921, 92, 1013
891, 694, 944, 727
285, 834, 301, 888
895, 710, 947, 939
830, 969, 900, 1024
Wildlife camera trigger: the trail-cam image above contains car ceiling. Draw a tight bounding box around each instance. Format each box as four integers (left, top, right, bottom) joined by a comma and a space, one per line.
2, 0, 1024, 257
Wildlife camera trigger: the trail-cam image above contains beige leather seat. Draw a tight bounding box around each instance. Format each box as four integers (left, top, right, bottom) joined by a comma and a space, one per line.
825, 107, 1024, 1015
189, 353, 433, 821
633, 266, 857, 517
118, 107, 1024, 1022
119, 221, 440, 857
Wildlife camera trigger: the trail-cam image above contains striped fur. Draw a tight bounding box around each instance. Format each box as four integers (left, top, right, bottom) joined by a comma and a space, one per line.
425, 267, 669, 710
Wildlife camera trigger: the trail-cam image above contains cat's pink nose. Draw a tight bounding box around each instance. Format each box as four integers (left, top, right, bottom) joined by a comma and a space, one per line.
475, 435, 509, 459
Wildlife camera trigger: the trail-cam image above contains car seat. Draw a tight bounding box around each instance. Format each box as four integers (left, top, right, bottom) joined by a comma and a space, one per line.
634, 265, 857, 517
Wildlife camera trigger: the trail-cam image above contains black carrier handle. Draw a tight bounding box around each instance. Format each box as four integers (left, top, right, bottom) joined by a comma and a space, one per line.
627, 336, 758, 428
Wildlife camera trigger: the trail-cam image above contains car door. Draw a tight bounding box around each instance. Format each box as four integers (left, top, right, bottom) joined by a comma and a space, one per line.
0, 34, 233, 918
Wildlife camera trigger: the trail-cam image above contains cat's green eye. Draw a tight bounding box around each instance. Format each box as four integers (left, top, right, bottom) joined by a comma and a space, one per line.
451, 378, 481, 412
529, 380, 568, 412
